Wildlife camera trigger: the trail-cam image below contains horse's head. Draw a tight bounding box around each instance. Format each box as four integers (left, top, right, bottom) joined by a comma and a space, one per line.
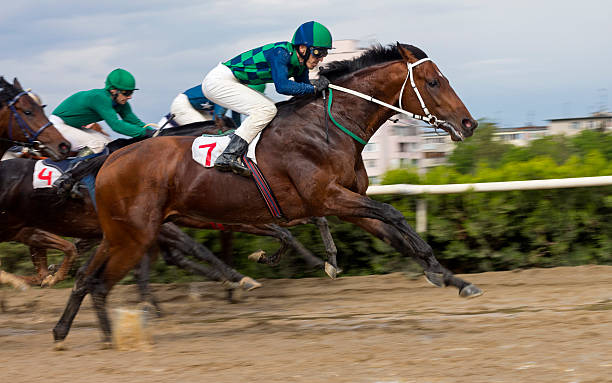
0, 77, 71, 160
396, 43, 477, 141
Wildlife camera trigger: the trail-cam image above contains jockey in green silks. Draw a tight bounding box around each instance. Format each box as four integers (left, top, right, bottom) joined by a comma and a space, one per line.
51, 68, 156, 195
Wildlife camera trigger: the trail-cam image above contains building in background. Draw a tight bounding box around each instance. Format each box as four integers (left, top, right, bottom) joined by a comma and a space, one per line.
362, 115, 426, 183
547, 111, 612, 136
493, 125, 549, 146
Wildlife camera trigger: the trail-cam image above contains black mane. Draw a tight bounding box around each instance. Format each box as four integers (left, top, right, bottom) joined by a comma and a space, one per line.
0, 77, 21, 106
318, 43, 427, 82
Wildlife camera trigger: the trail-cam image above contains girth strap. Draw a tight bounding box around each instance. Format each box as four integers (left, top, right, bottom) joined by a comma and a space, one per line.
242, 155, 286, 221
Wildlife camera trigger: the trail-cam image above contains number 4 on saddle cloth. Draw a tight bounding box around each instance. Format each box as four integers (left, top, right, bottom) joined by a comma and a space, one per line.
33, 149, 107, 206
192, 131, 285, 220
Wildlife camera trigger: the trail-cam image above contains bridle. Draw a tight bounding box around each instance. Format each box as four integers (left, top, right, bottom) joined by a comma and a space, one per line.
1, 91, 54, 149
326, 57, 462, 143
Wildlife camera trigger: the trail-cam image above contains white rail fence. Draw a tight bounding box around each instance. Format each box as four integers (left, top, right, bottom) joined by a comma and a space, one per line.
366, 176, 612, 233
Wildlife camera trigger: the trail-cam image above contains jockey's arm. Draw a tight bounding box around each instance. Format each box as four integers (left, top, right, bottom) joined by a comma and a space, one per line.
268, 47, 315, 96
90, 96, 150, 137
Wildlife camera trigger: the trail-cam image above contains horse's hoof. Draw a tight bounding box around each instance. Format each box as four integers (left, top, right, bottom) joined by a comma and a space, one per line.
54, 341, 67, 351
459, 284, 484, 298
100, 341, 113, 350
227, 287, 244, 304
324, 262, 338, 280
41, 275, 58, 288
247, 250, 266, 263
140, 302, 163, 318
424, 271, 445, 287
239, 277, 262, 291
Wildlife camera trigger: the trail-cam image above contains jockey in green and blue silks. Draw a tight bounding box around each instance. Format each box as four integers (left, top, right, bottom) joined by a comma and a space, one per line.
202, 21, 333, 177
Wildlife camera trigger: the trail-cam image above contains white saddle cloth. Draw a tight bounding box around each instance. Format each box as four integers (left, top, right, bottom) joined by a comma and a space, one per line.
192, 132, 261, 168
32, 160, 63, 189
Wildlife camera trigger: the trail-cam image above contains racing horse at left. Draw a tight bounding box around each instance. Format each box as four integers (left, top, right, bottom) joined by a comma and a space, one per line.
53, 42, 483, 347
0, 77, 71, 161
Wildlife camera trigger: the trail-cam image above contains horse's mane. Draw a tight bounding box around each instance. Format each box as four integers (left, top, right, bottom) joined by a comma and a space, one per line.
276, 43, 427, 110
0, 77, 21, 106
318, 43, 427, 82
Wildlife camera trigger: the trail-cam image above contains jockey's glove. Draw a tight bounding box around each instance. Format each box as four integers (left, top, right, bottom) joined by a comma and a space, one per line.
311, 75, 330, 94
142, 128, 157, 138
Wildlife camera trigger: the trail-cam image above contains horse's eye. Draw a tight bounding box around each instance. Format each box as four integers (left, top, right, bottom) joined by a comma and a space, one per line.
24, 110, 32, 115
427, 79, 439, 88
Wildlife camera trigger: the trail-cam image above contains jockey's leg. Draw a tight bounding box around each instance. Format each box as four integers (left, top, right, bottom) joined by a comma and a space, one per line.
170, 93, 211, 126
203, 64, 277, 177
50, 115, 111, 197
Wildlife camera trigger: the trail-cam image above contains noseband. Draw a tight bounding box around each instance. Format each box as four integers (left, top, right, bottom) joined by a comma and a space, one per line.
3, 91, 53, 148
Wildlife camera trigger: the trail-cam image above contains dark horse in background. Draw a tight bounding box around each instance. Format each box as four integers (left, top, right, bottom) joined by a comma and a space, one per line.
0, 76, 71, 288
0, 77, 70, 161
54, 43, 482, 346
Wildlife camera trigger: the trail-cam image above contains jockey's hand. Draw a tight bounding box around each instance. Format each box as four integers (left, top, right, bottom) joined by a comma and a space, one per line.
311, 75, 330, 94
142, 128, 157, 138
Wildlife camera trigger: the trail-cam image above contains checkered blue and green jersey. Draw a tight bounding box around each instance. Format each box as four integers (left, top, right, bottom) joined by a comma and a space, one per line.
223, 41, 315, 96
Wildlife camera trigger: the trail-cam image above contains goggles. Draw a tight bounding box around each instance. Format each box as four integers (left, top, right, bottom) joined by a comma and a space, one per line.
119, 89, 134, 97
310, 47, 329, 59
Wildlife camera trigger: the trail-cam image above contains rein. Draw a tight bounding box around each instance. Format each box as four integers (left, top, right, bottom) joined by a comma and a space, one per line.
2, 91, 53, 148
325, 57, 447, 145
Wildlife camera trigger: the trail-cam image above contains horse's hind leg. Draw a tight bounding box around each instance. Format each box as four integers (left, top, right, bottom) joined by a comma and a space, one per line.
87, 240, 154, 346
53, 241, 105, 346
133, 250, 163, 317
12, 228, 77, 286
158, 223, 260, 290
310, 217, 339, 278
238, 223, 322, 268
0, 259, 29, 291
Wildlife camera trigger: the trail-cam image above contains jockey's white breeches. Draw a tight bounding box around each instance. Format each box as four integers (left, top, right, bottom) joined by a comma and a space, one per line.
202, 63, 276, 143
49, 115, 110, 154
170, 93, 212, 126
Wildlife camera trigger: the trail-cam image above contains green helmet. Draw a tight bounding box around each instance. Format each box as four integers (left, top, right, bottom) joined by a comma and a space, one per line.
291, 21, 332, 49
105, 68, 138, 91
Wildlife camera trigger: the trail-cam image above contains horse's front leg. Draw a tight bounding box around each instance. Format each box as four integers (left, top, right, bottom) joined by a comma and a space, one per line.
320, 188, 482, 297
341, 215, 482, 298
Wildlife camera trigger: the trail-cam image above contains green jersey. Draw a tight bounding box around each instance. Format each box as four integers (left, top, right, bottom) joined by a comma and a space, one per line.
52, 88, 147, 137
223, 41, 314, 96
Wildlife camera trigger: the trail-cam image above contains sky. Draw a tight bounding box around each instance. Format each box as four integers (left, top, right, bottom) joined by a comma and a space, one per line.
1, 0, 611, 132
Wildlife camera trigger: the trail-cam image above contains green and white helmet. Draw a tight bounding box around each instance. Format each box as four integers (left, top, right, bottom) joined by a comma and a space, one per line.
105, 68, 138, 91
291, 21, 332, 49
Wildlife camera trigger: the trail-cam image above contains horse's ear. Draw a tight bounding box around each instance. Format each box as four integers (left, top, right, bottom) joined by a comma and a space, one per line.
396, 42, 417, 63
13, 78, 23, 91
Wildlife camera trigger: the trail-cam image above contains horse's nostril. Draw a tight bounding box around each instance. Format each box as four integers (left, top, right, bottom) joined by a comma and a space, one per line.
462, 118, 477, 131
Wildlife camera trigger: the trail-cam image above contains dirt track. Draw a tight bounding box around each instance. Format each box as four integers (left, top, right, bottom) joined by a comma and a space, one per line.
1, 265, 611, 383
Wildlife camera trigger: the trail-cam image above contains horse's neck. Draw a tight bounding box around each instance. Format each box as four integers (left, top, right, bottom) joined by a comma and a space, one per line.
0, 110, 11, 158
334, 61, 405, 142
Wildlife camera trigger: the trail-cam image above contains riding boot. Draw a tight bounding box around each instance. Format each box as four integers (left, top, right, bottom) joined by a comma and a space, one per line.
214, 134, 252, 177
53, 147, 107, 198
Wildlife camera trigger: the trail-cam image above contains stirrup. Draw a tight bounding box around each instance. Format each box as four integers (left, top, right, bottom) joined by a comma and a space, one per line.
69, 183, 84, 199
53, 174, 74, 196
214, 156, 252, 177
229, 160, 252, 177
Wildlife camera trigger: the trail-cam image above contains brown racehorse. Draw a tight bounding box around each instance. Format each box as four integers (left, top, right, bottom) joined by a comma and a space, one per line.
54, 43, 482, 346
0, 77, 70, 161
0, 122, 329, 289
